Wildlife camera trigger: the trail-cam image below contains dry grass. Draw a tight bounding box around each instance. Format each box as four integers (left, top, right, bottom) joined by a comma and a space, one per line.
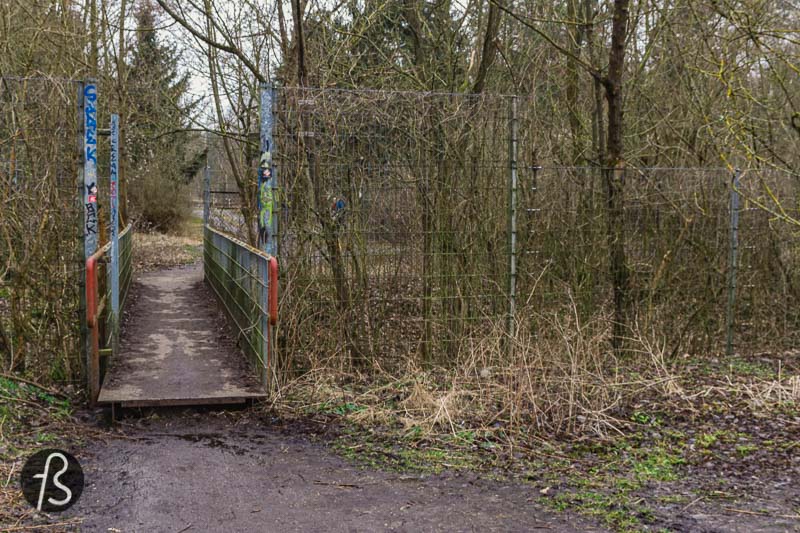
133, 218, 203, 272
272, 301, 692, 443
691, 372, 800, 411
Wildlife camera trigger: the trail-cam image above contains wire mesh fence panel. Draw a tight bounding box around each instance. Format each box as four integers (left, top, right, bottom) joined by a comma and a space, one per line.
734, 169, 800, 351
206, 168, 249, 238
200, 85, 800, 377
0, 77, 85, 382
203, 225, 270, 384
516, 165, 800, 355
272, 88, 515, 369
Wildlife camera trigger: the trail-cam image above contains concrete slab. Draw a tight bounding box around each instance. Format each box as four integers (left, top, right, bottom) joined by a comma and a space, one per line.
98, 263, 266, 407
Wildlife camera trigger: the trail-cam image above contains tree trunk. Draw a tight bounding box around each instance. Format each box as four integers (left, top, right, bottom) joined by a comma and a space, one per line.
603, 0, 631, 351
472, 0, 502, 94
204, 0, 256, 245
566, 0, 583, 165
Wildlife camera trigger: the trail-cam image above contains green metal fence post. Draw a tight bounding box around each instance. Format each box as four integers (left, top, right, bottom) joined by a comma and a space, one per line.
507, 96, 519, 346
110, 114, 120, 354
726, 168, 741, 356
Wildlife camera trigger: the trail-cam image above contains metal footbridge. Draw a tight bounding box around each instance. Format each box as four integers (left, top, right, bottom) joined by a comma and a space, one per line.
85, 223, 278, 410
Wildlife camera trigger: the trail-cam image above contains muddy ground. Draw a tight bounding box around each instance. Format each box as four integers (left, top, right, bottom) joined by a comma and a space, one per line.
26, 402, 799, 533
62, 409, 600, 532
2, 370, 799, 533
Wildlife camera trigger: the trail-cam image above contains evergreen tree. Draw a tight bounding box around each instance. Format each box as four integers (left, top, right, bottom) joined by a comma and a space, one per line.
126, 0, 195, 229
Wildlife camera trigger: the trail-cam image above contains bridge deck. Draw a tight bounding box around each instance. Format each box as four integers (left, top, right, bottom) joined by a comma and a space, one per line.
98, 263, 266, 407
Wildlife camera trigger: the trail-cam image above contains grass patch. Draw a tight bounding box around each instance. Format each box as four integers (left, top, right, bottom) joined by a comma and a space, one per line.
325, 402, 366, 416
632, 447, 684, 482
736, 444, 759, 457
134, 231, 203, 272
550, 490, 649, 532
331, 429, 477, 475
727, 358, 776, 379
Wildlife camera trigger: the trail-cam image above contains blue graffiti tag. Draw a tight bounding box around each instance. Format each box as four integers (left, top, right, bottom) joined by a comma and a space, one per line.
83, 84, 99, 253
84, 85, 97, 164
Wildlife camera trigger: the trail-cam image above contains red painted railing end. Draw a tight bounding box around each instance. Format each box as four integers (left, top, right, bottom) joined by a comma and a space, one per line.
268, 257, 278, 326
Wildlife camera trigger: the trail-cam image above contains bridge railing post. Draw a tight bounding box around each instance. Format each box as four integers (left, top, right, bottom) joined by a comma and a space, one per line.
203, 151, 210, 227
258, 82, 278, 391
81, 79, 99, 393
110, 114, 120, 355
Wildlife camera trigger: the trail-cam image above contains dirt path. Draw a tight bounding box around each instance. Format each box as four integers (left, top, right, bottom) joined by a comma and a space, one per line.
69, 263, 602, 532
66, 411, 603, 532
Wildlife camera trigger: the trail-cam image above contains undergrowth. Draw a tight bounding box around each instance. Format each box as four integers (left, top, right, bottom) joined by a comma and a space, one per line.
0, 376, 88, 529
270, 316, 800, 531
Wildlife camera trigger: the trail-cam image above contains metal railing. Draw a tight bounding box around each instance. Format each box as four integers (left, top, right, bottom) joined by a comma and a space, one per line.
203, 225, 278, 391
86, 223, 133, 403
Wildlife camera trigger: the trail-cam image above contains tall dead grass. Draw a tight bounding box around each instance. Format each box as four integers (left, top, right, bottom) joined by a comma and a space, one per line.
274, 299, 683, 440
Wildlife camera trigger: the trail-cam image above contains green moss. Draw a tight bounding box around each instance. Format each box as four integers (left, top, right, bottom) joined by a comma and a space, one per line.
631, 411, 656, 425
36, 432, 57, 443
698, 430, 727, 448
632, 447, 684, 482
735, 444, 758, 457
727, 358, 775, 379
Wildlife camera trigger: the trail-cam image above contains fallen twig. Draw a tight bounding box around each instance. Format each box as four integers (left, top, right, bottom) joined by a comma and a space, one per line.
723, 507, 800, 520
313, 480, 362, 489
0, 373, 66, 398
0, 394, 41, 410
0, 518, 84, 531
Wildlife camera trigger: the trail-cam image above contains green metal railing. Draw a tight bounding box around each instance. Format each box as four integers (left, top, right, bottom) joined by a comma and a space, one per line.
203, 225, 278, 391
86, 223, 133, 403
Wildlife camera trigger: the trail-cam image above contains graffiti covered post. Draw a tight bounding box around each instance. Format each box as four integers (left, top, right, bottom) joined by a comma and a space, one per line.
110, 114, 120, 351
258, 83, 277, 256
257, 83, 277, 390
82, 81, 99, 259
82, 80, 99, 390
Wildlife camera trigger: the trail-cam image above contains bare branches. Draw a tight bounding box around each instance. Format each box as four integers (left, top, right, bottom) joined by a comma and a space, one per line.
490, 0, 603, 82
154, 0, 267, 83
